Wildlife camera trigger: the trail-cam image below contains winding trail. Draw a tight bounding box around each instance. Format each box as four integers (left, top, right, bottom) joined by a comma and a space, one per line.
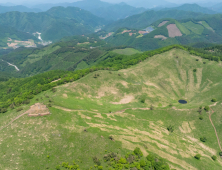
209, 108, 222, 151
0, 111, 28, 131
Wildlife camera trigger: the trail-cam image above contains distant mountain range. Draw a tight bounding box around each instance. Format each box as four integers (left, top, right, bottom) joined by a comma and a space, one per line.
160, 4, 217, 14
0, 5, 41, 13
104, 9, 208, 32
0, 6, 108, 42
31, 0, 147, 21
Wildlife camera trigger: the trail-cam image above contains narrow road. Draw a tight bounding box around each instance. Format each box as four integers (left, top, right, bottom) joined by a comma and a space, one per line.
1, 59, 20, 71
209, 108, 222, 151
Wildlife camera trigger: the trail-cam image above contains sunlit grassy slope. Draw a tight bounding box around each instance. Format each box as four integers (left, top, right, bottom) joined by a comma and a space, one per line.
1, 49, 222, 169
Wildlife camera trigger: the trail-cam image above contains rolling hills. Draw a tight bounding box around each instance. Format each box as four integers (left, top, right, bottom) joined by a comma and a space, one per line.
103, 15, 222, 51
1, 47, 222, 169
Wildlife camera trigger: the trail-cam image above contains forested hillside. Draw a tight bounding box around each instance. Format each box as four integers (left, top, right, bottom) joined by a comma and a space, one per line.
0, 35, 132, 77
102, 15, 222, 51
0, 25, 38, 47
104, 9, 208, 31
0, 7, 107, 41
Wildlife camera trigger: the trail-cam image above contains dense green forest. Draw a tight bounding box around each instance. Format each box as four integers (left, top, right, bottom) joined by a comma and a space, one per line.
0, 7, 107, 41
0, 35, 128, 76
1, 44, 222, 112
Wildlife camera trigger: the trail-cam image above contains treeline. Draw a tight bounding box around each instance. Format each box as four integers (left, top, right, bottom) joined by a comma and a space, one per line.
0, 44, 221, 112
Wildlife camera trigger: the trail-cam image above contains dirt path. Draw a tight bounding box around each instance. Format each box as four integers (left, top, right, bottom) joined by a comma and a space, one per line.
209, 108, 222, 151
0, 111, 28, 131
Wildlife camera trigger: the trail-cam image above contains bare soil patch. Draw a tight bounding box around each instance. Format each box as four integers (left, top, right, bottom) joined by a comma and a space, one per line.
27, 103, 50, 117
111, 95, 134, 104
154, 35, 167, 40
63, 94, 68, 98
158, 21, 168, 27
167, 24, 182, 38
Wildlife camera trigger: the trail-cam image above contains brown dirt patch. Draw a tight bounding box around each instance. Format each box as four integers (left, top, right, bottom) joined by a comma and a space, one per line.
167, 24, 182, 38
63, 94, 68, 98
158, 21, 168, 27
111, 94, 134, 104
154, 35, 167, 40
27, 103, 50, 117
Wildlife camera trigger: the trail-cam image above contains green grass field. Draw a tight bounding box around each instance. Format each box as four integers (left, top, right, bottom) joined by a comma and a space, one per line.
198, 21, 215, 32
1, 49, 222, 169
182, 21, 205, 35
112, 48, 142, 55
175, 21, 190, 35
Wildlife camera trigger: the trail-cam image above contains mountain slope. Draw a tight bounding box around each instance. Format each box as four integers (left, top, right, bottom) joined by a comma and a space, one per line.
90, 2, 146, 21
162, 3, 217, 14
0, 25, 38, 47
0, 5, 41, 13
104, 10, 208, 31
0, 7, 107, 41
103, 15, 222, 51
1, 47, 222, 169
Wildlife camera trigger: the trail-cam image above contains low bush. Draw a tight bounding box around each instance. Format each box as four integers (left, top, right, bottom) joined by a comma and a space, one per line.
140, 98, 145, 103
219, 152, 222, 156
92, 156, 101, 166
204, 106, 210, 111
167, 125, 174, 133
200, 137, 207, 142
211, 98, 217, 102
199, 116, 203, 120
194, 154, 201, 160
193, 69, 197, 72
16, 107, 23, 112
212, 155, 217, 161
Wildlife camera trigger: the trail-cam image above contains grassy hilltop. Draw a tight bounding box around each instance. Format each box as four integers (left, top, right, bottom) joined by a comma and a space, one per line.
1, 48, 222, 169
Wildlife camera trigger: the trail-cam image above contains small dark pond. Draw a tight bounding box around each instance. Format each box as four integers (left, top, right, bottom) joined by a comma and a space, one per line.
178, 100, 187, 104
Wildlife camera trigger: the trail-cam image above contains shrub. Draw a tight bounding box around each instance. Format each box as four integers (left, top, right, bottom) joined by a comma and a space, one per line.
211, 98, 217, 102
196, 59, 199, 61
219, 152, 222, 156
199, 116, 203, 120
52, 88, 57, 93
98, 166, 103, 170
0, 108, 7, 113
16, 107, 23, 112
109, 135, 114, 141
204, 106, 210, 111
167, 125, 174, 133
200, 137, 207, 142
134, 147, 143, 158
55, 165, 60, 170
203, 62, 206, 64
140, 98, 145, 103
92, 156, 101, 166
212, 155, 217, 161
194, 154, 201, 160
140, 160, 146, 167
193, 69, 197, 72
118, 158, 127, 164
199, 106, 202, 109
169, 103, 173, 107
118, 74, 121, 76
150, 105, 154, 110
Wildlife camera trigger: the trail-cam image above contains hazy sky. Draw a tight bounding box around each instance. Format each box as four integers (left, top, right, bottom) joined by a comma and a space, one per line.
0, 0, 221, 5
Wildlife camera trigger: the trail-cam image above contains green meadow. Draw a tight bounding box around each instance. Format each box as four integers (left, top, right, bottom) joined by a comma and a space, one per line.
1, 49, 222, 169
